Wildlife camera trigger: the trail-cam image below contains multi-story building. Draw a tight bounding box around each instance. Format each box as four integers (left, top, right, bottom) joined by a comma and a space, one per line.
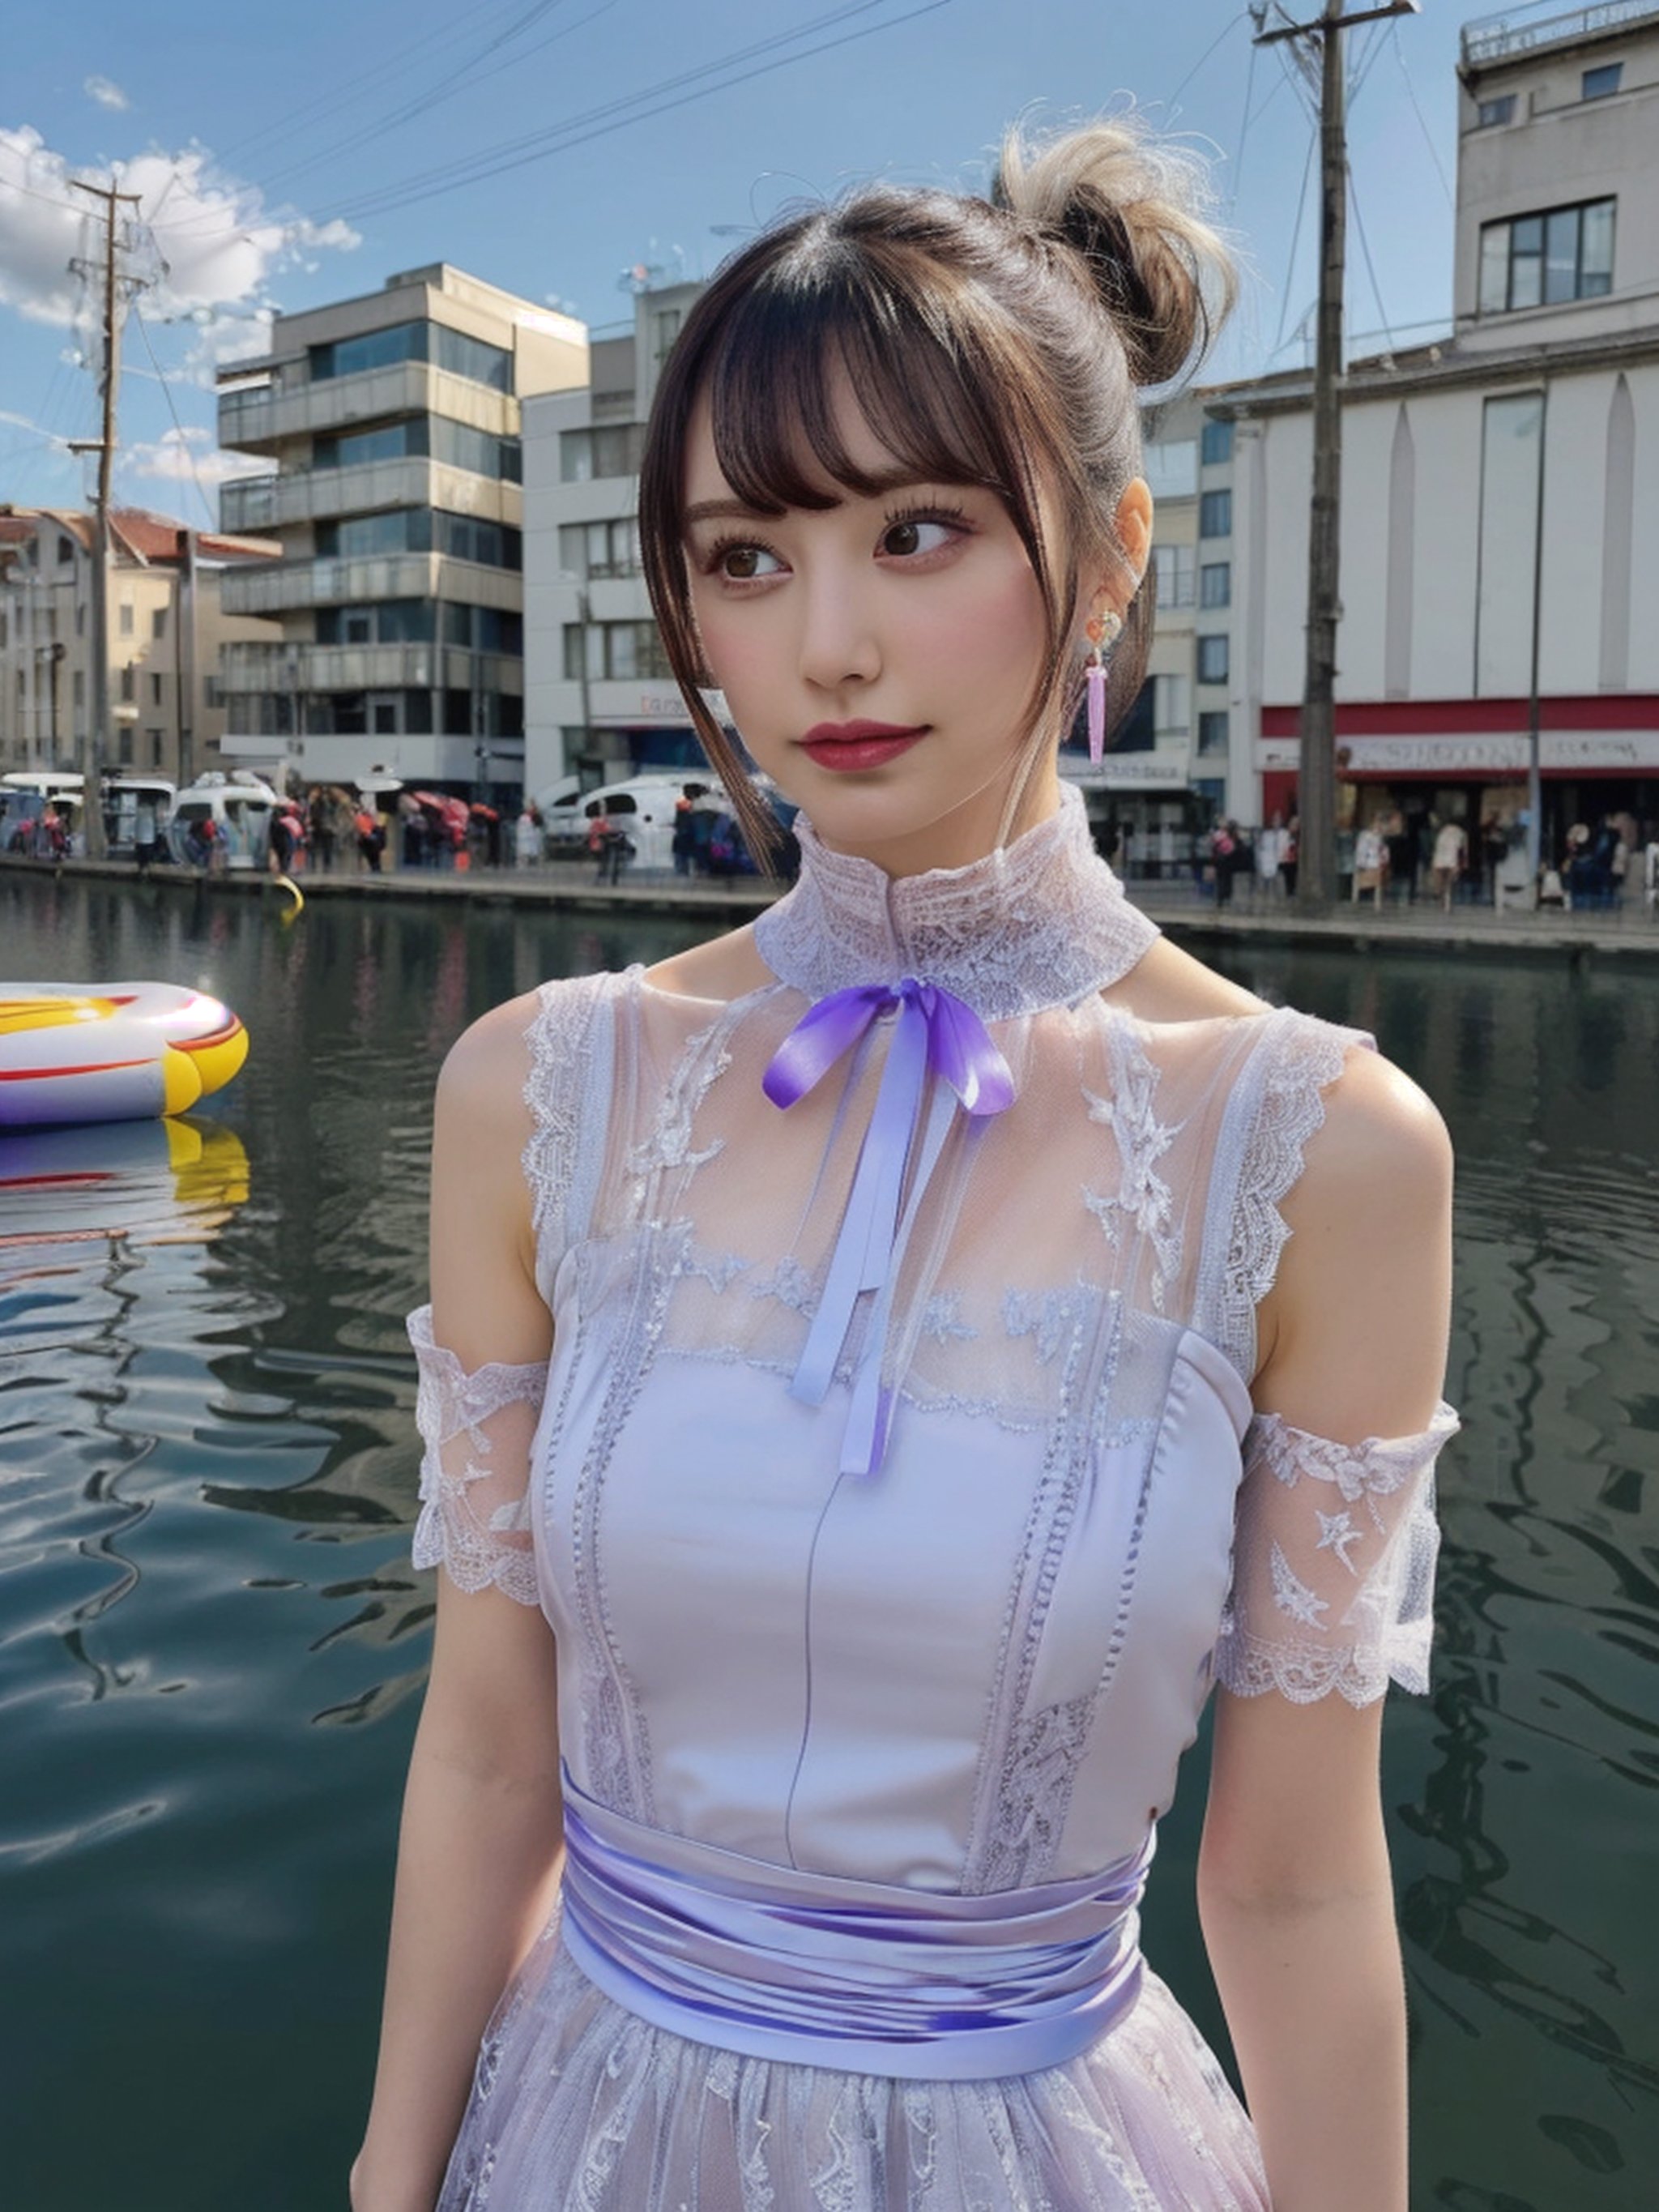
215, 263, 587, 794
1208, 0, 1659, 856
522, 280, 705, 800
0, 504, 280, 784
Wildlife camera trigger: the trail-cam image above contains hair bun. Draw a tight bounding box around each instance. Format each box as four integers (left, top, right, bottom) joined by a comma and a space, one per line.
993, 117, 1236, 387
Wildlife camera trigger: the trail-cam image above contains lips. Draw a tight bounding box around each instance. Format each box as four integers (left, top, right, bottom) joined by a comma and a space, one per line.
799, 721, 928, 773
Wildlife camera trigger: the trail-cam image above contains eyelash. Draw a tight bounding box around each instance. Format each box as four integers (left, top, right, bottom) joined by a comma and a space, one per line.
697, 502, 973, 582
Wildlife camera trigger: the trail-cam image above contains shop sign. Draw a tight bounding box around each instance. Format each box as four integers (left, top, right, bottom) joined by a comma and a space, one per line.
1067, 745, 1193, 789
1255, 730, 1659, 775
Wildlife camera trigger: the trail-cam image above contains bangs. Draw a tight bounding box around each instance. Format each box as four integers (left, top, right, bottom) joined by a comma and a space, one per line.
700, 251, 1048, 557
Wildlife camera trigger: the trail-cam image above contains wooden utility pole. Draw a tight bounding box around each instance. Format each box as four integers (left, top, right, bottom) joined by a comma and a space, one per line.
67, 176, 143, 862
1252, 0, 1418, 912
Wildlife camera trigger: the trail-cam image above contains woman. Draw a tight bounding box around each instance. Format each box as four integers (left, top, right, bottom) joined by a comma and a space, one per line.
354, 117, 1456, 2212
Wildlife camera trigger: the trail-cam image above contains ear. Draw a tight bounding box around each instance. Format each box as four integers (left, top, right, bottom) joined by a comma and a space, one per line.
1111, 476, 1154, 591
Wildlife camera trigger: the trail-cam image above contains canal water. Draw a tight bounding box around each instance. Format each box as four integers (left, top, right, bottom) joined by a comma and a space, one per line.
1, 871, 1654, 2212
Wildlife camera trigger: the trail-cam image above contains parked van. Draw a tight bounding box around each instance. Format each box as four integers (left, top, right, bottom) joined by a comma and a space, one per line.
2, 771, 85, 856
168, 771, 282, 869
104, 778, 176, 861
539, 775, 724, 873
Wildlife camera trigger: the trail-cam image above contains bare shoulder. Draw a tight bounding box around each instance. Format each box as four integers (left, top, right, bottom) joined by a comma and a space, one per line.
436, 986, 546, 1128
644, 921, 774, 1003
1107, 934, 1271, 1023
1256, 1035, 1454, 1433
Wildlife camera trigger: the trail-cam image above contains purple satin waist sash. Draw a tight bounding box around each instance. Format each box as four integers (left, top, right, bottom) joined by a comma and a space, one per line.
558, 1774, 1152, 2081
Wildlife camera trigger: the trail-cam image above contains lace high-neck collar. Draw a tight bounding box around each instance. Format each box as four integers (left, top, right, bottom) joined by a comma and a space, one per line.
755, 782, 1159, 1021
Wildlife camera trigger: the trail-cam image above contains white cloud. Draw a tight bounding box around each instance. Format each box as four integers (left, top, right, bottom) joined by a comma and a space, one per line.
0, 126, 360, 364
122, 425, 268, 488
84, 77, 130, 113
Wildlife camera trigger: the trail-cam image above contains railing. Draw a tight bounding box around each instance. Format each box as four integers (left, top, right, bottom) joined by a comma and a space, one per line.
1462, 0, 1657, 67
220, 476, 278, 532
219, 553, 523, 617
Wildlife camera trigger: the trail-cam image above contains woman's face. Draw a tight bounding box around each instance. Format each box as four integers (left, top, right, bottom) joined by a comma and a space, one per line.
680, 375, 1061, 876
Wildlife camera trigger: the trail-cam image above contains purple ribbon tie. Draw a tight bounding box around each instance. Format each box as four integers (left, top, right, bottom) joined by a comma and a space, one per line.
763, 980, 1015, 1477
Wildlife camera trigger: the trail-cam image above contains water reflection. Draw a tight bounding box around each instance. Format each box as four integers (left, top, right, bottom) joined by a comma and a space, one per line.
0, 876, 1655, 2210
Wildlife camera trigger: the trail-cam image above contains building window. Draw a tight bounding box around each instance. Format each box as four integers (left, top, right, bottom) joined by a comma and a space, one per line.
119, 664, 135, 702
308, 321, 511, 393
1477, 94, 1516, 127
1200, 561, 1230, 609
1152, 673, 1190, 739
117, 724, 134, 764
653, 307, 683, 365
203, 676, 222, 707
148, 672, 162, 705
1197, 710, 1229, 756
1151, 544, 1194, 609
76, 602, 85, 636
1582, 62, 1622, 100
152, 606, 168, 640
1199, 489, 1232, 538
1196, 634, 1230, 684
147, 728, 164, 767
565, 619, 672, 681
58, 534, 75, 564
118, 600, 134, 636
73, 668, 84, 707
1141, 439, 1197, 500
1200, 417, 1233, 466
1478, 197, 1615, 313
560, 423, 647, 483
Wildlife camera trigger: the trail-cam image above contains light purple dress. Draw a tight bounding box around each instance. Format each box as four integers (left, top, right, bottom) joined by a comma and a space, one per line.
408, 784, 1455, 2210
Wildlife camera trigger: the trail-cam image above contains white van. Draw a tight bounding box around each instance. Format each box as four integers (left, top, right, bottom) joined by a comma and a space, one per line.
168, 771, 282, 870
539, 775, 725, 874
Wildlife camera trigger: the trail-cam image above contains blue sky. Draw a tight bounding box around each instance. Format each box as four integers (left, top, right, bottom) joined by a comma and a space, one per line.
2, 0, 1481, 522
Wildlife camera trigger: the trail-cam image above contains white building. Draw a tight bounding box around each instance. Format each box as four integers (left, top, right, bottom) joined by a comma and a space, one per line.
215, 264, 588, 794
1209, 0, 1659, 859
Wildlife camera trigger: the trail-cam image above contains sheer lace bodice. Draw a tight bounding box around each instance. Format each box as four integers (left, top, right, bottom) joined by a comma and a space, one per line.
405, 788, 1457, 2209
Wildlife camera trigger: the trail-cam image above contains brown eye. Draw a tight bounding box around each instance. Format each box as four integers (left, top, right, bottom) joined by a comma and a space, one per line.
717, 544, 781, 580
882, 520, 921, 557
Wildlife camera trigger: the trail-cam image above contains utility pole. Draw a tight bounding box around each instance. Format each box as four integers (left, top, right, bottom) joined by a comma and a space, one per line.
1252, 0, 1418, 912
67, 175, 144, 862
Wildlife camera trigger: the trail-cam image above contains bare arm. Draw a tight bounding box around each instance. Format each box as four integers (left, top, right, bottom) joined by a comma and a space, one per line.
1199, 1046, 1454, 2212
352, 999, 566, 2212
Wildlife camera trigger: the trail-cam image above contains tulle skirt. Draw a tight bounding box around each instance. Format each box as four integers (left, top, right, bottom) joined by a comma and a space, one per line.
436, 1907, 1271, 2211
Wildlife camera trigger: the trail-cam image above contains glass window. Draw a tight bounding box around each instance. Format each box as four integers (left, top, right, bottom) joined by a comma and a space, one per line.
1510, 216, 1544, 310
429, 416, 520, 480
1200, 562, 1230, 609
117, 724, 134, 764
559, 424, 646, 484
1141, 439, 1197, 500
1582, 62, 1621, 100
1200, 418, 1233, 466
149, 673, 163, 705
1152, 673, 1190, 738
1196, 634, 1230, 684
1478, 223, 1511, 314
119, 664, 135, 701
151, 606, 168, 640
1581, 199, 1615, 296
119, 600, 134, 636
310, 322, 425, 382
1151, 544, 1193, 609
1478, 95, 1516, 126
1197, 710, 1229, 755
58, 533, 75, 563
148, 728, 164, 767
432, 324, 512, 392
1544, 207, 1580, 305
1199, 489, 1232, 538
314, 419, 425, 470
559, 523, 588, 578
73, 669, 84, 707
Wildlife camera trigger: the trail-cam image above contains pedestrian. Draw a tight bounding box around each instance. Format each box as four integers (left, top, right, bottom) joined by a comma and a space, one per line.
1384, 811, 1416, 903
672, 782, 707, 875
1254, 813, 1286, 901
355, 804, 385, 875
1278, 810, 1299, 898
356, 114, 1457, 2212
1352, 820, 1385, 907
1209, 818, 1237, 904
514, 805, 540, 868
1431, 814, 1467, 912
270, 809, 294, 876
309, 789, 335, 872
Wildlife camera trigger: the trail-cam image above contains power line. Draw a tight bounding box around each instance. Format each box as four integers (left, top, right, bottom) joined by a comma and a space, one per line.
309, 0, 946, 225
1390, 19, 1453, 209
130, 305, 218, 532
1166, 8, 1250, 112
1272, 122, 1318, 356
1228, 32, 1260, 211
1347, 172, 1394, 352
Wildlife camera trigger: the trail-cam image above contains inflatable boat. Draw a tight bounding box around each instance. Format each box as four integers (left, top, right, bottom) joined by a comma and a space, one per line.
0, 983, 249, 1128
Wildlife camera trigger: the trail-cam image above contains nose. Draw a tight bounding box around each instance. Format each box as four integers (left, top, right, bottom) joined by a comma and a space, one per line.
795, 566, 881, 694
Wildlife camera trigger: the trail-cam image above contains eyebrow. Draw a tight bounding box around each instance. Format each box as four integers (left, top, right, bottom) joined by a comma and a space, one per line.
681, 467, 970, 529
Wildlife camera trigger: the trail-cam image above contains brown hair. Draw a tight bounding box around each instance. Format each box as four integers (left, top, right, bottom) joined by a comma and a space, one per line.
638, 116, 1236, 861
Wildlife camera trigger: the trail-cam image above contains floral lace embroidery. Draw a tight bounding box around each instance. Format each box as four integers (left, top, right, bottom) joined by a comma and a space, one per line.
522, 972, 616, 1298
1209, 1010, 1373, 1378
407, 1305, 547, 1607
755, 782, 1158, 1018
973, 1691, 1097, 1896
1081, 1023, 1183, 1311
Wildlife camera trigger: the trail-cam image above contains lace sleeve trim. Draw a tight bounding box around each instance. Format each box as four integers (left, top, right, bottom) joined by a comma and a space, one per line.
1207, 1010, 1375, 1381
1214, 1400, 1457, 1707
407, 1304, 548, 1605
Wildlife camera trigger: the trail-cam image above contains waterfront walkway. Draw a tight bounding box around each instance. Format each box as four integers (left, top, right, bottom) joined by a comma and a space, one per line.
6, 852, 1657, 961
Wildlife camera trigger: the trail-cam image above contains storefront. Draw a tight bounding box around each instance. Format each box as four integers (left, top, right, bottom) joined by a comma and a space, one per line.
1063, 745, 1206, 881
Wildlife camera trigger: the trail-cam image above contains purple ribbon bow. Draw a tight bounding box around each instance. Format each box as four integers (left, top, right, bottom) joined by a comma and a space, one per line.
763, 980, 1016, 1476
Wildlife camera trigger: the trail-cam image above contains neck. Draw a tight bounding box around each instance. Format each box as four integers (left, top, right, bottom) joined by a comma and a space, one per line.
812, 754, 1064, 881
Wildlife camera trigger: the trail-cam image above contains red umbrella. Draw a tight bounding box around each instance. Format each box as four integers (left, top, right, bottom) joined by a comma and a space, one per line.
470, 802, 501, 822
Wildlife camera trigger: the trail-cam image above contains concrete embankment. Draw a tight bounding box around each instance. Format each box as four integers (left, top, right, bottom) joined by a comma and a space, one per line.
5, 852, 1657, 963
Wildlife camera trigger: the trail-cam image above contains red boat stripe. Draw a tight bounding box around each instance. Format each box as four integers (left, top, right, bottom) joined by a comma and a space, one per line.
0, 1057, 152, 1080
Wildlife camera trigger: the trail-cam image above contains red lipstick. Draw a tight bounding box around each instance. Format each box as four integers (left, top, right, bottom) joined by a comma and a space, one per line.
799, 720, 928, 772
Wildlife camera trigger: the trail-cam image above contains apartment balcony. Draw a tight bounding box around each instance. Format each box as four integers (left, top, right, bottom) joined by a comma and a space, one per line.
219, 361, 518, 454
220, 640, 524, 697
219, 553, 523, 617
219, 459, 522, 534
1461, 1, 1657, 70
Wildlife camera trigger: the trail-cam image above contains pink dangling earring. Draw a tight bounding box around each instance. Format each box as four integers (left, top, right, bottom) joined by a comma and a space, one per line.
1084, 609, 1124, 767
